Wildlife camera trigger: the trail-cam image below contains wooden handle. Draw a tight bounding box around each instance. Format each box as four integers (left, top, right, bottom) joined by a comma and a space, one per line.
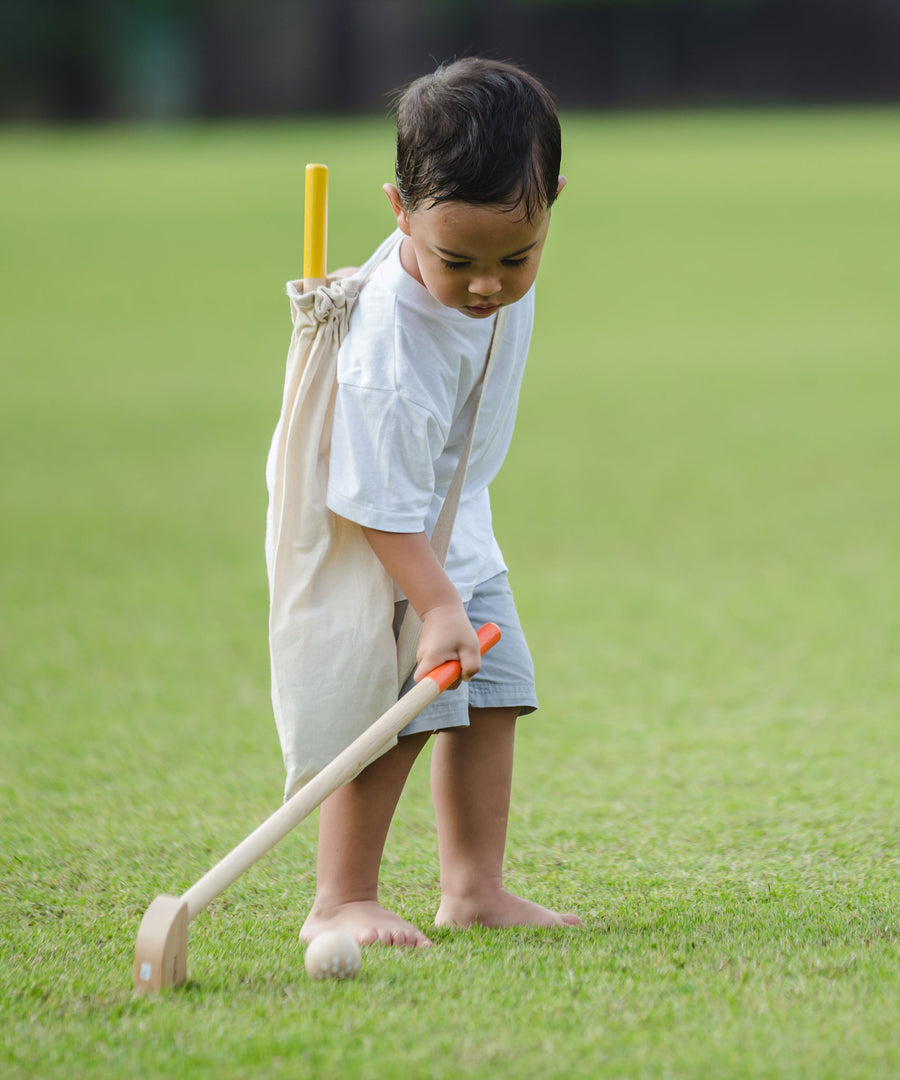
180, 622, 501, 919
303, 163, 328, 281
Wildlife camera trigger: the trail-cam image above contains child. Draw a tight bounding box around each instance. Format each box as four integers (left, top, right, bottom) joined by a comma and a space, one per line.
301, 57, 582, 947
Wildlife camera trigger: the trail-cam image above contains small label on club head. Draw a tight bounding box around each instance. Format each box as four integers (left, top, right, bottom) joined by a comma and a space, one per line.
140, 962, 152, 982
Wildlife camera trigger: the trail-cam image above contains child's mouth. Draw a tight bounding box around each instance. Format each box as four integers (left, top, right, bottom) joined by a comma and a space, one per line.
465, 303, 501, 316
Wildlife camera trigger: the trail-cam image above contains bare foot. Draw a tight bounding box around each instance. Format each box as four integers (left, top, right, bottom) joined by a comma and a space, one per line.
435, 888, 584, 930
300, 900, 433, 947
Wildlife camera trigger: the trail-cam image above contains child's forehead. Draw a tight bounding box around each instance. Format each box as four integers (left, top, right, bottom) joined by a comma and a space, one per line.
412, 199, 550, 243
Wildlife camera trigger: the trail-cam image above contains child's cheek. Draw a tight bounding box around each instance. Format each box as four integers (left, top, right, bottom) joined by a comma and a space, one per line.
433, 273, 462, 308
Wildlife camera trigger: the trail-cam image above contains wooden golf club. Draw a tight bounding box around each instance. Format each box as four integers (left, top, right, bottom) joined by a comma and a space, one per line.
134, 163, 331, 994
132, 622, 501, 993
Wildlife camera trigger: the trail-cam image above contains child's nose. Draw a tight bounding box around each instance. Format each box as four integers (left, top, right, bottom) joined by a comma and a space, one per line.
468, 274, 501, 297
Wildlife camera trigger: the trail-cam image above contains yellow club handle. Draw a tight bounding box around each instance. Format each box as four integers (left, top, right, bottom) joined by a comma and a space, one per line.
303, 163, 328, 281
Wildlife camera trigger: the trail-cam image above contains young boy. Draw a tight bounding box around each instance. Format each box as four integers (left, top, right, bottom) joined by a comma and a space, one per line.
301, 58, 582, 947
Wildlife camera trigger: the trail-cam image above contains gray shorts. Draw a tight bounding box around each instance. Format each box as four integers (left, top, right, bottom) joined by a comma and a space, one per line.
397, 572, 538, 736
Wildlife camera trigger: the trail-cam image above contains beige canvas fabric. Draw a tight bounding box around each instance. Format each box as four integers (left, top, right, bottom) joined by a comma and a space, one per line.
266, 242, 506, 800
265, 270, 394, 799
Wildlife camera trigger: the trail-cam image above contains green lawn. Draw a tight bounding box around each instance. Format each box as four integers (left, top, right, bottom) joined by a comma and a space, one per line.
1, 108, 899, 1079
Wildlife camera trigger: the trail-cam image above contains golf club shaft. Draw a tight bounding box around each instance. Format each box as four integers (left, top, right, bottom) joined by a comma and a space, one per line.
181, 622, 501, 920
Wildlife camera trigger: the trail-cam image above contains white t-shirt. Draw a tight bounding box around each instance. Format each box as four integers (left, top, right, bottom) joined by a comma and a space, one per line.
326, 232, 535, 601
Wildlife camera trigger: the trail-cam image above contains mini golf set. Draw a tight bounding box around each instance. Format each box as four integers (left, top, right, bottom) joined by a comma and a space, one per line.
133, 165, 499, 993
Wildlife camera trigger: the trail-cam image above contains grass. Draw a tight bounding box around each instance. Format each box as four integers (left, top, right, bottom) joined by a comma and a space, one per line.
2, 107, 899, 1078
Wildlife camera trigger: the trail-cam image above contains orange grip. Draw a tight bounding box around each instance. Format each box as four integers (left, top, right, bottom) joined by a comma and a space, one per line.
426, 622, 502, 693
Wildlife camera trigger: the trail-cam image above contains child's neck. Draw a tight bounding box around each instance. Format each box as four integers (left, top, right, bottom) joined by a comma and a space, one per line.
397, 235, 425, 287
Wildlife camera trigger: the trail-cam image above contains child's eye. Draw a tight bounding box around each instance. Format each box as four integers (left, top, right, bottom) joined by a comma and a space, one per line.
440, 257, 529, 270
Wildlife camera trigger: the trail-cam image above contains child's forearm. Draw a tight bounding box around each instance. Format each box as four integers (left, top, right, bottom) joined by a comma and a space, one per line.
361, 527, 481, 680
361, 528, 457, 616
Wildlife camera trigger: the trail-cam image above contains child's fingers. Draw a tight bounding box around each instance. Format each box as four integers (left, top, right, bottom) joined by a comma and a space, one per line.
457, 642, 483, 681
413, 642, 481, 685
412, 649, 459, 684
413, 623, 500, 687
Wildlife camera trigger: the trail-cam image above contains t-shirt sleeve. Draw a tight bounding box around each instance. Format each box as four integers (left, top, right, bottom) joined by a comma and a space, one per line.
326, 382, 448, 532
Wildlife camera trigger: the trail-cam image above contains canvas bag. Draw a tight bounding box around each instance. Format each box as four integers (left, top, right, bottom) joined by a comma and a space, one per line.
265, 234, 507, 799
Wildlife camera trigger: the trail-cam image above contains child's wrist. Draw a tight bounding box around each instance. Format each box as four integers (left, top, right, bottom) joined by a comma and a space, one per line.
419, 595, 464, 621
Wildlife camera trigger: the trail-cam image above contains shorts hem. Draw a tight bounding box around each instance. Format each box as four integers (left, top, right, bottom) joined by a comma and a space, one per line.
399, 694, 539, 737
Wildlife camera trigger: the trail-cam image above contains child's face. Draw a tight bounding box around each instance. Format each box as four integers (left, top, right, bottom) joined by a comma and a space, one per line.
385, 180, 565, 319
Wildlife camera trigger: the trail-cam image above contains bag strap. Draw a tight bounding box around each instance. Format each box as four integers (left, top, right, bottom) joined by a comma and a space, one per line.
395, 306, 509, 683
430, 309, 507, 563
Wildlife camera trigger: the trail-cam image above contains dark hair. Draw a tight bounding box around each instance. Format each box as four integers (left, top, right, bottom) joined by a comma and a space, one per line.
393, 58, 561, 222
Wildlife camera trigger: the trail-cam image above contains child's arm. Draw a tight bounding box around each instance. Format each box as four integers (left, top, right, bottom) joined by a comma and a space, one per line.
362, 527, 482, 682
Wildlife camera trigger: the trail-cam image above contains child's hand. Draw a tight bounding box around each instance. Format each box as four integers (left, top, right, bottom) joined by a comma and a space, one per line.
415, 602, 481, 685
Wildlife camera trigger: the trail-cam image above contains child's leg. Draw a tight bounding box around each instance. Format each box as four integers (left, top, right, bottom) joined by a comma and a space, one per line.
431, 707, 583, 929
300, 729, 433, 947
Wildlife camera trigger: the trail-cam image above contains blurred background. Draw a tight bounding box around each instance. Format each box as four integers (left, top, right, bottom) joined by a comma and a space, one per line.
2, 0, 899, 121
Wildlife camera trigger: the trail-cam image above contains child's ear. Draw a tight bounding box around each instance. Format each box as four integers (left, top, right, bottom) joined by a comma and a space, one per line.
556, 175, 567, 197
383, 184, 412, 235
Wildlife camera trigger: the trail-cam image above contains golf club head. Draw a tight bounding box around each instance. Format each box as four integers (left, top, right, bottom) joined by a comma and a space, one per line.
133, 894, 188, 995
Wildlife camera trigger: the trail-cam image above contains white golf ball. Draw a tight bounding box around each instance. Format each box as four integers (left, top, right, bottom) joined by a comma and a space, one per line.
304, 930, 362, 981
